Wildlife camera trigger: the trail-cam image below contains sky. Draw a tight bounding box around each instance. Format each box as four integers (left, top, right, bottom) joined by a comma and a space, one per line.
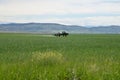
0, 0, 120, 26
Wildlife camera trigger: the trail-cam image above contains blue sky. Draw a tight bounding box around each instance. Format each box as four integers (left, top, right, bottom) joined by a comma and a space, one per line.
0, 0, 120, 26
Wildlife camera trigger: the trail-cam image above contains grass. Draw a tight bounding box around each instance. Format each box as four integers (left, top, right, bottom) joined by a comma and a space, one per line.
0, 33, 120, 80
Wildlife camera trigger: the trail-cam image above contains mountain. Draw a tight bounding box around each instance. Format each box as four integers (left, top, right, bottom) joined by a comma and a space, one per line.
0, 23, 120, 34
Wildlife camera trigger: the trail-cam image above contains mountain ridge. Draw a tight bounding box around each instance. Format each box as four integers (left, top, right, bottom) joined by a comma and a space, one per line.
0, 23, 120, 34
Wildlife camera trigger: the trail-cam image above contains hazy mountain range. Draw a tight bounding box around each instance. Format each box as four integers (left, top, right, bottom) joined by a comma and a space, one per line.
0, 23, 120, 34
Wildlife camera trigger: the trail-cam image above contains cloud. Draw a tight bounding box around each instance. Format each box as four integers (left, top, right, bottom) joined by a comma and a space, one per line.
0, 0, 68, 16
1, 15, 120, 26
0, 0, 120, 15
48, 16, 120, 26
0, 0, 120, 26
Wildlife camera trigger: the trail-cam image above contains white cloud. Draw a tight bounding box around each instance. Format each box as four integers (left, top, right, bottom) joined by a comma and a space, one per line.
0, 0, 64, 15
0, 0, 120, 15
0, 0, 120, 26
1, 16, 120, 26
52, 16, 120, 26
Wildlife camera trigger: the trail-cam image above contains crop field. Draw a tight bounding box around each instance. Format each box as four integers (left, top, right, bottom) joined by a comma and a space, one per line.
0, 33, 120, 80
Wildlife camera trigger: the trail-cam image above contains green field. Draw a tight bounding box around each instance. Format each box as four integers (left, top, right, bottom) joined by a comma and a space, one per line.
0, 33, 120, 80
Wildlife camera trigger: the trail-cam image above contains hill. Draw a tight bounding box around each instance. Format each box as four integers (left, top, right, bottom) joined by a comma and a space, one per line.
0, 23, 120, 33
